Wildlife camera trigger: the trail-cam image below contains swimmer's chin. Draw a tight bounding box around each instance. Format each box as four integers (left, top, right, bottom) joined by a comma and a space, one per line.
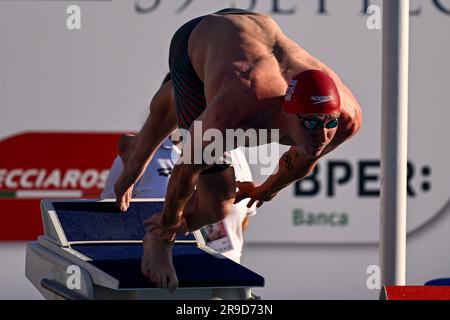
302, 146, 325, 159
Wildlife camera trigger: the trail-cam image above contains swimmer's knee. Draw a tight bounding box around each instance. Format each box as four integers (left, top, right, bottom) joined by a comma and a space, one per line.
183, 196, 232, 232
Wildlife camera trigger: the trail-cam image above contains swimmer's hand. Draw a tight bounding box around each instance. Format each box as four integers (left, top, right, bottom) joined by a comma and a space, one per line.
234, 181, 278, 208
114, 134, 143, 212
143, 212, 189, 242
114, 168, 139, 212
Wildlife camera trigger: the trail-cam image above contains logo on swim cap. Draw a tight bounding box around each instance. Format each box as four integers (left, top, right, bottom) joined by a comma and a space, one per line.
282, 70, 341, 115
311, 96, 334, 104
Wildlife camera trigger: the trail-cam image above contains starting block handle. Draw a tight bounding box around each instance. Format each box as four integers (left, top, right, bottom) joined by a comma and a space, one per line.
41, 279, 89, 300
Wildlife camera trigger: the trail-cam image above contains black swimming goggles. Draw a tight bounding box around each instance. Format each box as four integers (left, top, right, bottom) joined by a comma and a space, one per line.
297, 115, 339, 130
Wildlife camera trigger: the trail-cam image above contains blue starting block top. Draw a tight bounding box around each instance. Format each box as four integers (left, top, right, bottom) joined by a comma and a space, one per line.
51, 201, 194, 242
72, 244, 264, 289
40, 200, 264, 290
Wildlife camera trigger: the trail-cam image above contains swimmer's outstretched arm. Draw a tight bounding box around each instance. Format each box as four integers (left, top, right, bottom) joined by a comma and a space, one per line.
234, 147, 319, 208
127, 81, 176, 168
156, 105, 235, 239
267, 147, 317, 192
115, 81, 177, 211
157, 162, 203, 237
235, 118, 361, 208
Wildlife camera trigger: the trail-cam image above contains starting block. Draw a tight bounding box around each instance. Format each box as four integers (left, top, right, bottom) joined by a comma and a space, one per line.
25, 199, 264, 300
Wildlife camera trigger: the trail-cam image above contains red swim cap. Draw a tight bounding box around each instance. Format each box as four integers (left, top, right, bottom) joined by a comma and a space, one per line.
282, 70, 340, 115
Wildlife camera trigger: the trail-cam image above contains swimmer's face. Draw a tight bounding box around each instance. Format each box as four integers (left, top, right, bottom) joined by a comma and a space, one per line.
296, 113, 340, 158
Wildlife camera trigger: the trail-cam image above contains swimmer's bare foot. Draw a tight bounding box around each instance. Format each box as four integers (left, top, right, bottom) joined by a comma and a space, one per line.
141, 231, 178, 293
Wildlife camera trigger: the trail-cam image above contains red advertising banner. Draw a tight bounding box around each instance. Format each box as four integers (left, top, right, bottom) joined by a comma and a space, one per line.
0, 132, 122, 240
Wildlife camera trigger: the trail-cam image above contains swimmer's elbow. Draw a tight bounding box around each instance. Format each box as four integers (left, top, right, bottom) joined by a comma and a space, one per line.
349, 103, 363, 138
342, 102, 362, 142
